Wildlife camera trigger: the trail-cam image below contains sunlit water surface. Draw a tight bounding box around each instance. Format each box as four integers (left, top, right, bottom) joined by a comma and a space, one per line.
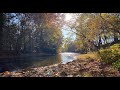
0, 52, 79, 72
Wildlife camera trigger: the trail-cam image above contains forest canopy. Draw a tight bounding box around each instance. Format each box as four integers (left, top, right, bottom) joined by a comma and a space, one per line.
0, 13, 63, 55
62, 13, 120, 53
0, 13, 120, 55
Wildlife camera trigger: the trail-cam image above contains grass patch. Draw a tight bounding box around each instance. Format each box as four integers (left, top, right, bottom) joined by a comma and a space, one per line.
77, 52, 99, 61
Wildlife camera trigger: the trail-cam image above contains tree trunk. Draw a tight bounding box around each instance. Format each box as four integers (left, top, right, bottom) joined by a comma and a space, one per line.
114, 32, 119, 43
98, 35, 102, 49
0, 13, 4, 50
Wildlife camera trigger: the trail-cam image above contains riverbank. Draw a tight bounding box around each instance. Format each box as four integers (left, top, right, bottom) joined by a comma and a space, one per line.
0, 53, 120, 77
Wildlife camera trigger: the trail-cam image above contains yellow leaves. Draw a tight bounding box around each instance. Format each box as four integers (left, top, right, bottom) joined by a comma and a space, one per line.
96, 59, 100, 62
101, 13, 109, 18
79, 52, 98, 60
87, 17, 101, 35
98, 44, 120, 64
89, 22, 96, 30
101, 13, 119, 28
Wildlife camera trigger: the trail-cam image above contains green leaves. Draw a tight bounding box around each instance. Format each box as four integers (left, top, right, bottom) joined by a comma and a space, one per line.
112, 59, 120, 69
98, 44, 120, 69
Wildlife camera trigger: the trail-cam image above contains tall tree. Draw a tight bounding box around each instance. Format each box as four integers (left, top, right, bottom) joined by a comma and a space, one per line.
0, 13, 5, 50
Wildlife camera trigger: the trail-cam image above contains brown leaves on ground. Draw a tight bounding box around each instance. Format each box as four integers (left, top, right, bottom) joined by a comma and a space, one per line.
0, 58, 120, 77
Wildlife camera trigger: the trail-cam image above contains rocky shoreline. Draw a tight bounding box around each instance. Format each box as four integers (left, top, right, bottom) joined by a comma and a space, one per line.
0, 57, 120, 77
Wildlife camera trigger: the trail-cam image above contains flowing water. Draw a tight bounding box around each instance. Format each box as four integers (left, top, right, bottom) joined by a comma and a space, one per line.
0, 52, 79, 72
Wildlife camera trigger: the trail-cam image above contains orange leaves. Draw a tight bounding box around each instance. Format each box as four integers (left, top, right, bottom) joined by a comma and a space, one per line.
44, 13, 59, 28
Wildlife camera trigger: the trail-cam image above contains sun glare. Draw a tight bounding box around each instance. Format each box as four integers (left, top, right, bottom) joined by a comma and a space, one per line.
65, 14, 72, 22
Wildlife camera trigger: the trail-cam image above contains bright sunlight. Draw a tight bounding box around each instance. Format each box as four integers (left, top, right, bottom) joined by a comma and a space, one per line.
65, 14, 73, 22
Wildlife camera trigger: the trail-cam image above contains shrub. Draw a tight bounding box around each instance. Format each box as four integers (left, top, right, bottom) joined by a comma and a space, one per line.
112, 59, 120, 69
98, 44, 120, 67
110, 44, 120, 49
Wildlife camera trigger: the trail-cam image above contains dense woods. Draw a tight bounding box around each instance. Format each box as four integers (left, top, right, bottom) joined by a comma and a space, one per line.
0, 13, 63, 55
64, 13, 120, 53
0, 13, 120, 55
0, 13, 120, 54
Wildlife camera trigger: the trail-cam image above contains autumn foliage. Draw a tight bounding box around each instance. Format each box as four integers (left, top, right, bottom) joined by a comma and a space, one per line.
98, 44, 120, 69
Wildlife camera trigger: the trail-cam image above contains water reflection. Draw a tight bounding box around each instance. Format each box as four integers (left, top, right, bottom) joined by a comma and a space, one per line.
31, 54, 62, 67
60, 52, 79, 64
0, 52, 79, 72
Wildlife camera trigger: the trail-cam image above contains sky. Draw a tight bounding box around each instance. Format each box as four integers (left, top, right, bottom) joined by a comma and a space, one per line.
61, 13, 78, 40
62, 27, 76, 40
